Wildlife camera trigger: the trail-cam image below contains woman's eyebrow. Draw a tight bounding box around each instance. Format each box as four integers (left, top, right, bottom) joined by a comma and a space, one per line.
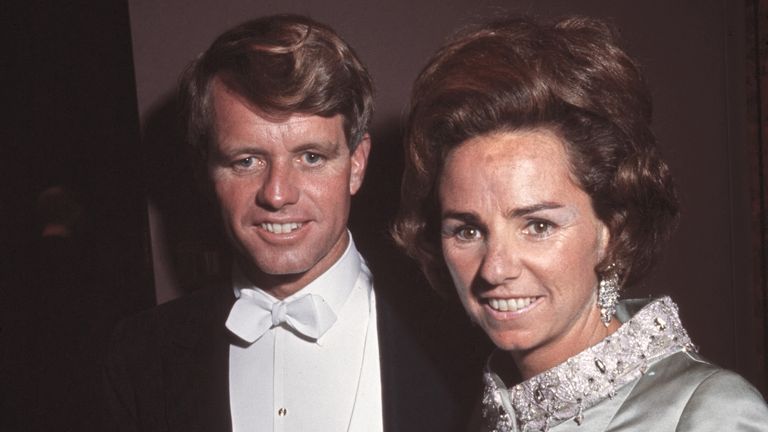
441, 203, 565, 221
440, 210, 481, 224
505, 202, 564, 218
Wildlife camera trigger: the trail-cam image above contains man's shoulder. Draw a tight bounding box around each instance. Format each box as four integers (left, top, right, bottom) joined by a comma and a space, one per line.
366, 252, 487, 356
122, 284, 222, 323
364, 251, 487, 431
108, 283, 232, 355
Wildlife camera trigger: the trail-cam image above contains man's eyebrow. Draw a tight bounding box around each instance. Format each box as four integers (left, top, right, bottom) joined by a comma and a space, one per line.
292, 140, 343, 155
212, 146, 265, 159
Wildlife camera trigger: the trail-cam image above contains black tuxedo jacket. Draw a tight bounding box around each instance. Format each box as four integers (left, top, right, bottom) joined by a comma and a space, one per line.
103, 277, 477, 432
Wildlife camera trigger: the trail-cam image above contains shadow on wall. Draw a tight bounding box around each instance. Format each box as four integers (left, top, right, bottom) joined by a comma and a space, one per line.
142, 93, 229, 295
350, 118, 408, 275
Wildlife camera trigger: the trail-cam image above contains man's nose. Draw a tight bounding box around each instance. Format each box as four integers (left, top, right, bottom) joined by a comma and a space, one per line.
256, 161, 300, 210
478, 234, 522, 286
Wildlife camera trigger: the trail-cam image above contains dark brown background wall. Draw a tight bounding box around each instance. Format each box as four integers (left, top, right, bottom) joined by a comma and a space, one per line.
2, 4, 763, 427
2, 1, 153, 428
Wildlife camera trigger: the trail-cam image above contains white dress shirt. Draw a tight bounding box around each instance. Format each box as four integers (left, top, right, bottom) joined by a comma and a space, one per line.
228, 236, 383, 432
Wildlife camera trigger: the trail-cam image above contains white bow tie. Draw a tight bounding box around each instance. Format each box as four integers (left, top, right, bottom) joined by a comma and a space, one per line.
226, 289, 337, 343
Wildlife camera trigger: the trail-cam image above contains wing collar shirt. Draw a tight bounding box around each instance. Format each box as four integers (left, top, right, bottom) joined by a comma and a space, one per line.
227, 234, 382, 432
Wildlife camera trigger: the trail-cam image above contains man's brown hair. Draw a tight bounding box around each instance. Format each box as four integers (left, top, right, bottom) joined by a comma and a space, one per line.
181, 14, 374, 169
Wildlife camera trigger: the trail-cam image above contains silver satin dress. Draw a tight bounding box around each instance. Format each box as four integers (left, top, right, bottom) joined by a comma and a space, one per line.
481, 297, 768, 431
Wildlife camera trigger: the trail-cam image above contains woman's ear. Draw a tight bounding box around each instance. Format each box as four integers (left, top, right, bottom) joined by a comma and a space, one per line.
596, 221, 611, 263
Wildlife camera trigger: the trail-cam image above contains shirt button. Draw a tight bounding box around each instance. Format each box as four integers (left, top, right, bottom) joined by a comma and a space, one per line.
278, 407, 288, 416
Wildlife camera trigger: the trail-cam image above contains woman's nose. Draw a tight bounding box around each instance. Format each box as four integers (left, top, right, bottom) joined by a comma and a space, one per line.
478, 234, 522, 286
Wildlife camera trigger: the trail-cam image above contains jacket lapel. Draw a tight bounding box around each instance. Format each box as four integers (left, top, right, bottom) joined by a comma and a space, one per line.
376, 293, 464, 432
162, 283, 235, 432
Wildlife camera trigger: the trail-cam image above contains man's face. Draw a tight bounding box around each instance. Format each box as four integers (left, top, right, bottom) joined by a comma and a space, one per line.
208, 79, 370, 298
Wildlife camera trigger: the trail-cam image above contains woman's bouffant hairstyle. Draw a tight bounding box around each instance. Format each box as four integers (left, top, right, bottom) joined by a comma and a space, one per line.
180, 14, 374, 169
393, 16, 679, 296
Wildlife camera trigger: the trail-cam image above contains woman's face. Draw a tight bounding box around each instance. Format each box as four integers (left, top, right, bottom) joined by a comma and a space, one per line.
439, 129, 610, 371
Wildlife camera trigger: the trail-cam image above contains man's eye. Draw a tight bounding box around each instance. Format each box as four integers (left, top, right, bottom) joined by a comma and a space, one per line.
236, 157, 254, 167
302, 152, 324, 165
233, 157, 263, 171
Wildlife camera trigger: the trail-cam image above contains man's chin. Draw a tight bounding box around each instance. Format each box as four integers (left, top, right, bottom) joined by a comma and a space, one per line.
238, 256, 312, 281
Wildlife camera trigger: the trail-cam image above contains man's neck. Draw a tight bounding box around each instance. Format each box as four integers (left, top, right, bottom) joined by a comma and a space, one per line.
237, 233, 353, 300
241, 270, 308, 300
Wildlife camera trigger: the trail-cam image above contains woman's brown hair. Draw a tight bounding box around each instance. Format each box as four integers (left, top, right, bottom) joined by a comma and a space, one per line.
393, 16, 679, 296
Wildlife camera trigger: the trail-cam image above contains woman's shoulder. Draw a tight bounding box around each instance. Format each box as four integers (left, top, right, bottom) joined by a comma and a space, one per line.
643, 350, 762, 397
675, 358, 768, 430
621, 351, 768, 431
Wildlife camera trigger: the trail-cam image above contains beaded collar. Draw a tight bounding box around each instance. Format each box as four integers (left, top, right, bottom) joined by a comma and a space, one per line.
482, 297, 696, 432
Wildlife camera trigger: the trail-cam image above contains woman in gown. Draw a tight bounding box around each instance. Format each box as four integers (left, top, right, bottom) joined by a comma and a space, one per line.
393, 15, 768, 431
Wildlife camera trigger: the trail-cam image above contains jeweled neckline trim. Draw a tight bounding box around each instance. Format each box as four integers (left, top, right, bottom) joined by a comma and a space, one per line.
482, 297, 695, 432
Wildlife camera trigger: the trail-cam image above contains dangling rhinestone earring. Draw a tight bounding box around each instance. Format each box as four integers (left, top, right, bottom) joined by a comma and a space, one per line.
598, 264, 620, 326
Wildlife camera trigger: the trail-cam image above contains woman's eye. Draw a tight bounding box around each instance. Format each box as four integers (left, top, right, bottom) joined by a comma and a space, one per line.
455, 226, 482, 241
524, 220, 555, 238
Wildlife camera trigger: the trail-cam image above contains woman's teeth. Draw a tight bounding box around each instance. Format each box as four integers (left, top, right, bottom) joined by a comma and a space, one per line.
261, 222, 302, 234
488, 297, 536, 312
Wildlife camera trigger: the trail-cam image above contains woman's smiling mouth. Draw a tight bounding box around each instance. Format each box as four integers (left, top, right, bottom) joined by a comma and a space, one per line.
485, 296, 541, 313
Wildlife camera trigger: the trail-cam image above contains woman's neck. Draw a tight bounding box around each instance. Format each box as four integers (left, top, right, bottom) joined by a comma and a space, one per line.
510, 310, 621, 381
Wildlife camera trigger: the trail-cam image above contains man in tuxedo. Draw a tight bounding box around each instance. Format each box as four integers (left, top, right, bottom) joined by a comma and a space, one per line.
104, 14, 476, 432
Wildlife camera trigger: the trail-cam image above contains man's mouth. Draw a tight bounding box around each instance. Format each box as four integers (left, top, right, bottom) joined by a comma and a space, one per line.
487, 297, 538, 313
260, 222, 303, 234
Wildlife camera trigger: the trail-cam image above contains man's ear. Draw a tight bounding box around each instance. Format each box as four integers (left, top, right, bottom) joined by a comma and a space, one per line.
196, 156, 218, 203
349, 133, 371, 195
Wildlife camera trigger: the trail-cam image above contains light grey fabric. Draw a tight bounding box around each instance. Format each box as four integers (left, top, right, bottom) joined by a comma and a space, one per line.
547, 351, 768, 431
480, 298, 768, 431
